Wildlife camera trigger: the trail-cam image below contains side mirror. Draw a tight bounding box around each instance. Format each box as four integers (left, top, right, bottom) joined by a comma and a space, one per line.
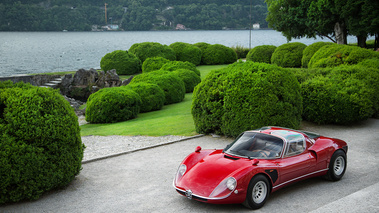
195, 146, 202, 153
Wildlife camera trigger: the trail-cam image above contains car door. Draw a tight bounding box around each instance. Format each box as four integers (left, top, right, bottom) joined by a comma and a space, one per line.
277, 139, 315, 185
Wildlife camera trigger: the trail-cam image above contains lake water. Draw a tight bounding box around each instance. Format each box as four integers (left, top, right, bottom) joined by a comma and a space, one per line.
0, 30, 361, 77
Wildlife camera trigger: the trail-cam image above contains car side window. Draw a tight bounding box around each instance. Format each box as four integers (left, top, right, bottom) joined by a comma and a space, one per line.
284, 139, 305, 157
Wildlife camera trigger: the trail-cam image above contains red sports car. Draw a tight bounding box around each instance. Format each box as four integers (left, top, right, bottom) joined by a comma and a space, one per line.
174, 126, 348, 209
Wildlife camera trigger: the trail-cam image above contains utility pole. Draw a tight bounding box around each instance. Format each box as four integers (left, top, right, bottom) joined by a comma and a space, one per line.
105, 3, 108, 25
249, 0, 252, 50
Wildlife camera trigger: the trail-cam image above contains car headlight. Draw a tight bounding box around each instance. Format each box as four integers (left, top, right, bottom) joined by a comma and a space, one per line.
209, 177, 237, 198
175, 164, 187, 184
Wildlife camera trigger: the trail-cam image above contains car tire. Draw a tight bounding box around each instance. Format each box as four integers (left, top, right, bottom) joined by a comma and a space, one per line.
243, 174, 270, 209
326, 150, 347, 181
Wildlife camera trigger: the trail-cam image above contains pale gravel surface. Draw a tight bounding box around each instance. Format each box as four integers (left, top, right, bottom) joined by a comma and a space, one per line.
81, 135, 190, 162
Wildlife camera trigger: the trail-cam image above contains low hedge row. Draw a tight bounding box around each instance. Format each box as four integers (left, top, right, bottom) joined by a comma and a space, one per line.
0, 82, 84, 204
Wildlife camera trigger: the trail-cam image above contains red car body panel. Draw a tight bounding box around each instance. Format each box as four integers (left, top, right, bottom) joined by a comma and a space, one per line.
174, 126, 348, 205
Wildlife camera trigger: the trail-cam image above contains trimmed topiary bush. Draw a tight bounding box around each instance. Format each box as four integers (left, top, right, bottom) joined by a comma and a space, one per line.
0, 83, 84, 204
100, 50, 141, 75
271, 42, 307, 68
169, 42, 202, 65
192, 61, 302, 137
85, 87, 141, 123
246, 45, 277, 64
125, 82, 165, 112
160, 61, 200, 76
142, 57, 170, 73
308, 44, 379, 68
129, 70, 185, 105
202, 44, 238, 65
172, 69, 201, 93
129, 42, 176, 63
301, 42, 333, 68
356, 58, 379, 69
301, 73, 374, 124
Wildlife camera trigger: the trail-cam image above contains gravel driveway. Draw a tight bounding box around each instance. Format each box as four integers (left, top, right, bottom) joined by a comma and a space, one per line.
1, 119, 378, 213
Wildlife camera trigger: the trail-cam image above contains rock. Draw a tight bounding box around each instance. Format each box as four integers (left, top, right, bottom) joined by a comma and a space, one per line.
72, 68, 98, 86
122, 76, 134, 86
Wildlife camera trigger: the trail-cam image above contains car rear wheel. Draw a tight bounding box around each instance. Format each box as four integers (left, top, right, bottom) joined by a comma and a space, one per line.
243, 174, 270, 209
326, 150, 347, 181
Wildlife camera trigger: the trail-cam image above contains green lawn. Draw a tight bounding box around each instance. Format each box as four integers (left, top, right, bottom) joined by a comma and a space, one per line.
80, 64, 228, 136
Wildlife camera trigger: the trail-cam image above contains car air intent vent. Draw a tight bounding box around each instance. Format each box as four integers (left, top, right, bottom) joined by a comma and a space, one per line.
224, 155, 240, 160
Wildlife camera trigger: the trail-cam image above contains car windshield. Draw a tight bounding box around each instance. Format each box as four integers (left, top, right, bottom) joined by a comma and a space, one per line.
224, 132, 284, 159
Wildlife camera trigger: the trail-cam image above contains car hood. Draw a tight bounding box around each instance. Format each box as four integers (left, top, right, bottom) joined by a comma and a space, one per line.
179, 150, 250, 197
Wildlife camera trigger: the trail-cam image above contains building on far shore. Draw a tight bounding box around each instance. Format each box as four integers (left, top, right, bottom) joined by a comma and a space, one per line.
253, 23, 260, 30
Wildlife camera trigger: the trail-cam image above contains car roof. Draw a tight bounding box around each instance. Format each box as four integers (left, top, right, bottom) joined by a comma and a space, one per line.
249, 126, 321, 139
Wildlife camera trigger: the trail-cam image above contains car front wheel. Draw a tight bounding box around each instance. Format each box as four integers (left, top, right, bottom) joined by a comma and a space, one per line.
243, 174, 270, 209
326, 150, 347, 181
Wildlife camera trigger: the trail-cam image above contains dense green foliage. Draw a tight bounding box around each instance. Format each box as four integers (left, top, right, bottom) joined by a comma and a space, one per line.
129, 42, 176, 63
85, 87, 141, 123
266, 0, 379, 47
142, 57, 170, 73
172, 69, 201, 93
130, 70, 185, 105
169, 42, 202, 65
308, 44, 379, 68
271, 42, 307, 68
202, 44, 238, 65
160, 61, 200, 76
301, 66, 379, 124
231, 45, 250, 59
125, 83, 165, 113
0, 0, 268, 31
100, 50, 141, 75
192, 61, 302, 137
246, 45, 277, 64
0, 83, 84, 203
301, 42, 333, 68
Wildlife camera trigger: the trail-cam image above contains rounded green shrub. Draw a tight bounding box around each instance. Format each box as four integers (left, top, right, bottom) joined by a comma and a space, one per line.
172, 69, 201, 93
246, 45, 277, 64
0, 84, 84, 204
160, 61, 200, 76
301, 73, 374, 124
128, 42, 176, 63
85, 87, 141, 123
100, 50, 141, 75
192, 61, 302, 137
169, 42, 202, 65
202, 44, 238, 65
130, 70, 185, 105
271, 42, 307, 68
308, 44, 379, 68
142, 57, 170, 73
125, 82, 165, 112
301, 42, 333, 68
356, 58, 379, 69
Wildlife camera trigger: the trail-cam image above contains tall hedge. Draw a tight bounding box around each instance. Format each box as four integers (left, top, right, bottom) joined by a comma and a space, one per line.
85, 87, 141, 123
308, 44, 379, 68
169, 42, 202, 65
202, 44, 237, 65
126, 83, 165, 112
142, 57, 170, 73
246, 45, 277, 64
271, 42, 307, 68
100, 50, 141, 75
129, 70, 185, 105
128, 42, 176, 63
0, 83, 84, 203
160, 61, 200, 76
301, 42, 333, 68
192, 61, 302, 137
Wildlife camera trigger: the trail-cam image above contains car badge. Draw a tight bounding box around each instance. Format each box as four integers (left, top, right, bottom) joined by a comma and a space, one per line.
185, 189, 193, 199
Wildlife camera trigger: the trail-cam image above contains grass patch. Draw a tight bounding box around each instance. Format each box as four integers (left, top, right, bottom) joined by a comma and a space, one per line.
80, 64, 228, 136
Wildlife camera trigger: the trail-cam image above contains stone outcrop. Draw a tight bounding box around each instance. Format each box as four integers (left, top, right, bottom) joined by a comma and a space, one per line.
59, 68, 123, 102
